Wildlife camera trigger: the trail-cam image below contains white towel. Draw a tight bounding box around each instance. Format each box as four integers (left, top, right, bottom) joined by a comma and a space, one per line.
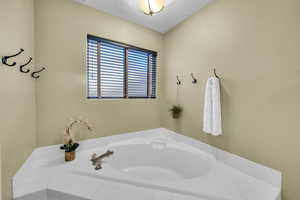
203, 77, 222, 136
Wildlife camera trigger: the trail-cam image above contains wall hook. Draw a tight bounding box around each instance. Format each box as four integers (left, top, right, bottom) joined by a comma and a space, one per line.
191, 73, 197, 84
214, 68, 220, 79
20, 57, 32, 73
2, 48, 24, 67
31, 67, 45, 79
176, 75, 181, 85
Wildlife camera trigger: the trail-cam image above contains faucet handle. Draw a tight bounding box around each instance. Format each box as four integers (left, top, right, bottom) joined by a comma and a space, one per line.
91, 153, 97, 160
95, 163, 102, 170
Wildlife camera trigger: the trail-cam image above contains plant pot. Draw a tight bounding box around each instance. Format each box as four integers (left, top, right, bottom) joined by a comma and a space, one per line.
65, 151, 76, 162
172, 113, 180, 119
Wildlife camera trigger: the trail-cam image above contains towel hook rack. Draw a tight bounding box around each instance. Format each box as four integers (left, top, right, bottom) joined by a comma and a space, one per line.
31, 67, 46, 79
2, 48, 24, 67
20, 57, 32, 73
214, 68, 220, 79
191, 73, 197, 84
176, 75, 181, 85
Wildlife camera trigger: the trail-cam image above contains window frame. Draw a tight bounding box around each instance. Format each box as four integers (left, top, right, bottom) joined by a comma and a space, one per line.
87, 34, 157, 99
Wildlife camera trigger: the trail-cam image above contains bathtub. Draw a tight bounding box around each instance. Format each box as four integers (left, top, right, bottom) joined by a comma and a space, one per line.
80, 135, 216, 181
14, 128, 281, 200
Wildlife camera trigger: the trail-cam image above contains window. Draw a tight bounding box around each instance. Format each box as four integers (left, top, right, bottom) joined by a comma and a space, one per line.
87, 35, 157, 99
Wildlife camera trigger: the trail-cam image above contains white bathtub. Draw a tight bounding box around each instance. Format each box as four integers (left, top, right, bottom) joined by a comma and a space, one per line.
83, 136, 216, 182
14, 128, 282, 200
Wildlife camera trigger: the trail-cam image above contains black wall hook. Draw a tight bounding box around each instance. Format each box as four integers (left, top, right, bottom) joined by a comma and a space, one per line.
191, 73, 197, 84
176, 75, 181, 85
31, 67, 45, 79
20, 57, 32, 73
214, 68, 220, 79
2, 48, 24, 67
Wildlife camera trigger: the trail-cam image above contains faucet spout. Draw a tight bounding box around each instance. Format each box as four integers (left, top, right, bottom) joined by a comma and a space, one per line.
90, 150, 114, 170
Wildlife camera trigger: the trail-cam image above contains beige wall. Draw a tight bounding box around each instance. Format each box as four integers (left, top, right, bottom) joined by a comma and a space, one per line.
35, 0, 164, 146
0, 146, 1, 200
0, 0, 37, 199
162, 0, 300, 199
2, 0, 300, 199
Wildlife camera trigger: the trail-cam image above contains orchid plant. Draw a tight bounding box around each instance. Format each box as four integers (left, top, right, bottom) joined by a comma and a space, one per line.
60, 118, 93, 152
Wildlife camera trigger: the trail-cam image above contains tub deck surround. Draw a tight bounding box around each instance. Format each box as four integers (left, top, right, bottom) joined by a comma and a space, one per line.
13, 128, 281, 200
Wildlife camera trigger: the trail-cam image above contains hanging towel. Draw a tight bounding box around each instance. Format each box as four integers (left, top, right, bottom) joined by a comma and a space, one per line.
203, 77, 222, 136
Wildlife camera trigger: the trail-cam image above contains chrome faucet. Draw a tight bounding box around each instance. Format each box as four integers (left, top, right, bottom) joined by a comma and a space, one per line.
90, 150, 114, 170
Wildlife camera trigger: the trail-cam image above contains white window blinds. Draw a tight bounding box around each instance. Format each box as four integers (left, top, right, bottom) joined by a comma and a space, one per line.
100, 42, 125, 98
87, 35, 157, 99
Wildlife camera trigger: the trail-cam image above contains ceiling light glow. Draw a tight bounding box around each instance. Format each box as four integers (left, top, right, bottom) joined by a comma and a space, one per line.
140, 0, 165, 16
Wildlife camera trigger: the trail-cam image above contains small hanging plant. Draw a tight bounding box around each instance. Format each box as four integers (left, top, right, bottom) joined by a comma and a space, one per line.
169, 105, 183, 119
